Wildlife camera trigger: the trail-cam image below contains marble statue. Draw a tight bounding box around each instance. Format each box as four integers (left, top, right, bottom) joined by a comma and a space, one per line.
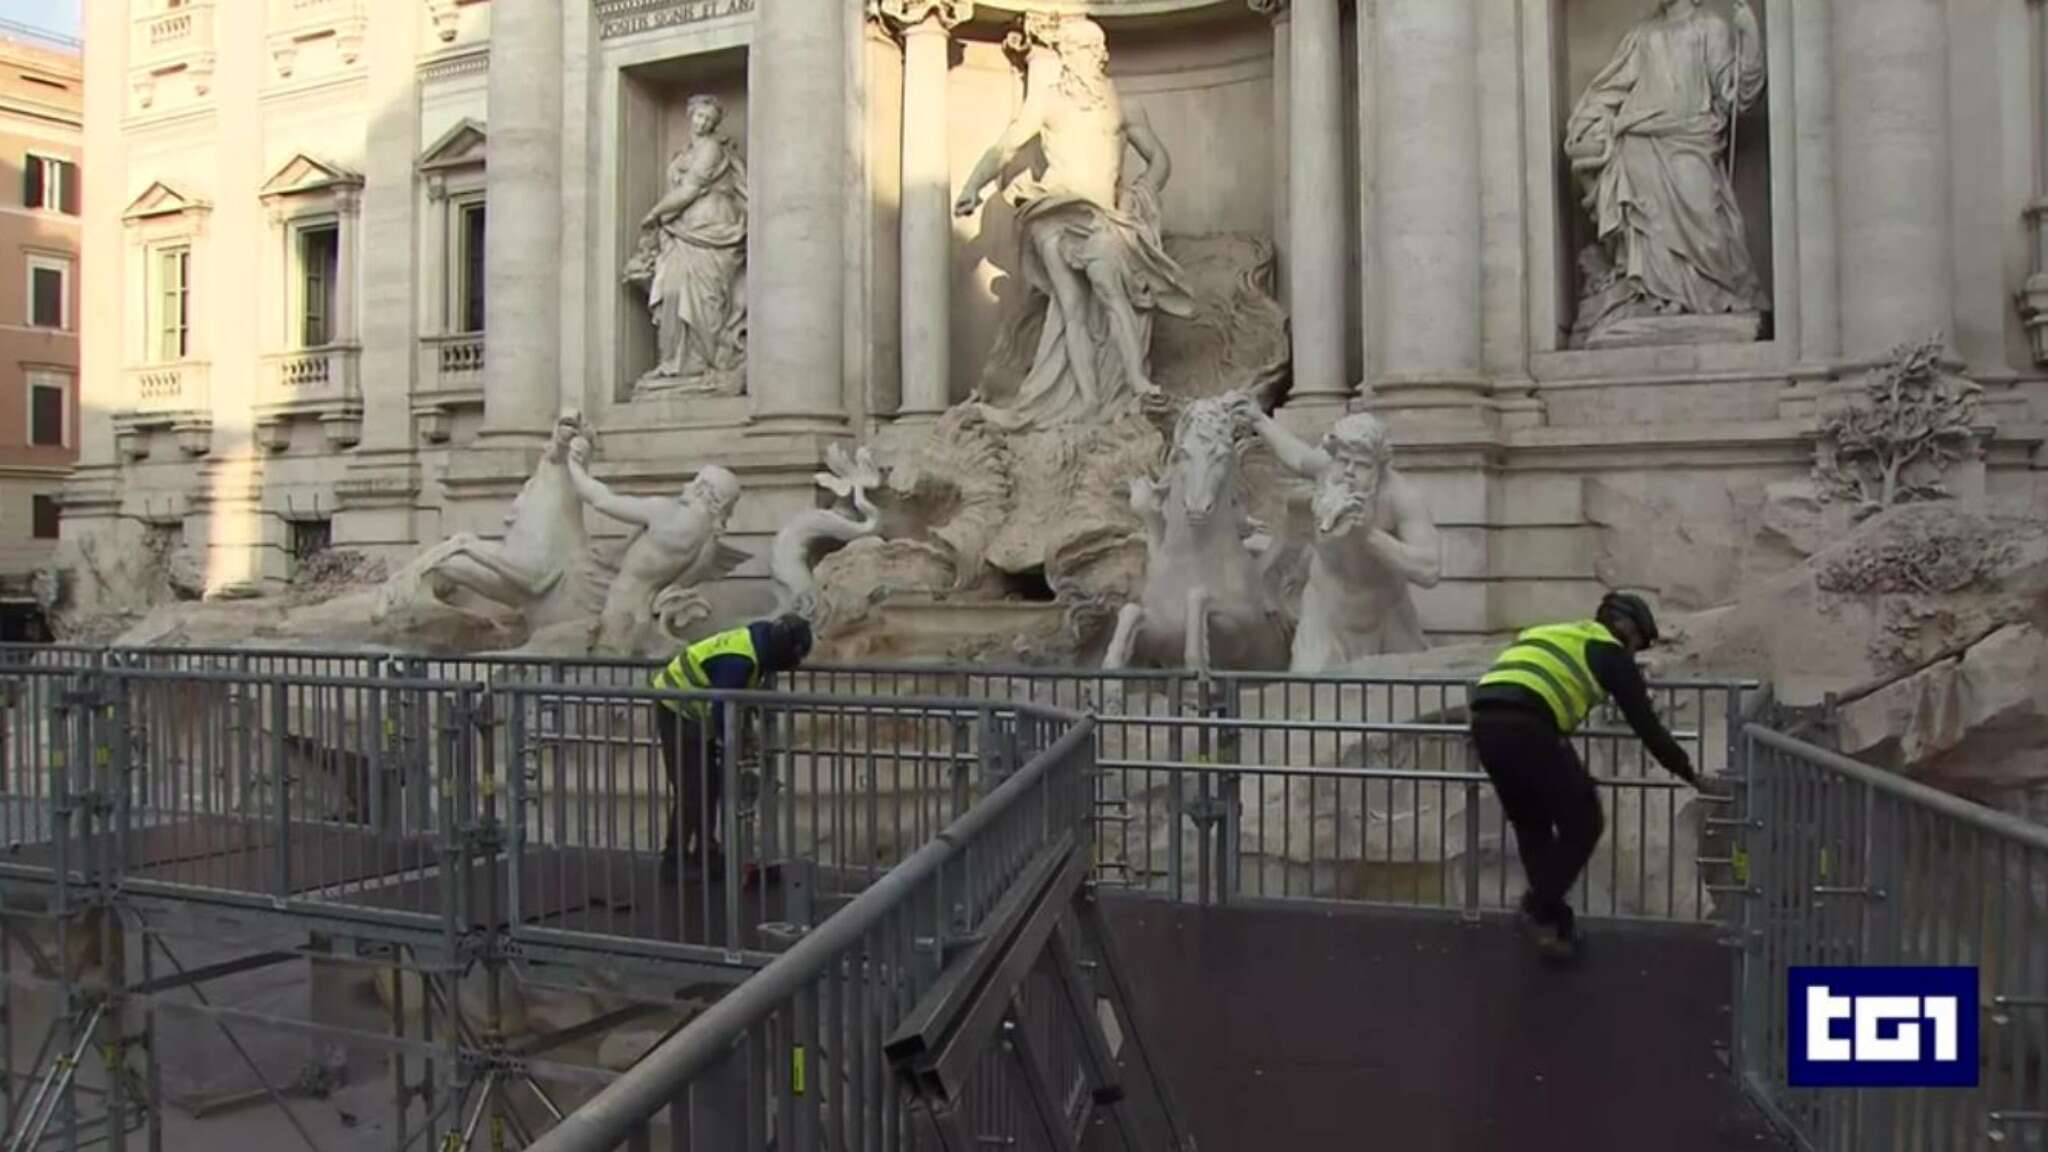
565, 435, 746, 655
1564, 0, 1767, 349
1103, 392, 1290, 672
379, 415, 590, 629
624, 94, 748, 394
769, 444, 882, 618
955, 15, 1196, 429
1235, 401, 1442, 672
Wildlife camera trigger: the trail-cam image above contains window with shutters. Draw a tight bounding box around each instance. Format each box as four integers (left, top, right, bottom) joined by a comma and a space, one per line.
27, 373, 66, 448
295, 223, 340, 348
22, 155, 78, 215
456, 199, 485, 334
31, 496, 59, 541
151, 245, 191, 361
25, 256, 68, 330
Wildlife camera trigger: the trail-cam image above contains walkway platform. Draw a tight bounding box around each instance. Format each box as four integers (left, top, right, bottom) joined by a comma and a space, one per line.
1103, 896, 1790, 1152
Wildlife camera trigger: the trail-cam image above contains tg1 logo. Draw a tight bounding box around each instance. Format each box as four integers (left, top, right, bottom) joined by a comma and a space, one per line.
1788, 967, 1979, 1088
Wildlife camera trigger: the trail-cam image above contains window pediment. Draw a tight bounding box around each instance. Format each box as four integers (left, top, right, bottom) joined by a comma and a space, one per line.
259, 153, 364, 205
123, 180, 210, 223
419, 118, 487, 175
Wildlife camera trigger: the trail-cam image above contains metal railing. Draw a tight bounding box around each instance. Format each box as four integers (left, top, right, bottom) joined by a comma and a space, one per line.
525, 713, 1099, 1152
0, 647, 1758, 927
1735, 726, 2048, 1152
499, 681, 1069, 967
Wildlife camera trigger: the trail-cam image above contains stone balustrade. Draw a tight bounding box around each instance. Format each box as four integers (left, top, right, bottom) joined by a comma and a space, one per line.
130, 2, 212, 67
123, 361, 210, 415
261, 345, 361, 411
416, 333, 486, 406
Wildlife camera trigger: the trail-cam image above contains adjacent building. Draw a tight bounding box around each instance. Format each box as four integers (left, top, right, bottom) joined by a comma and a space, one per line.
0, 29, 80, 640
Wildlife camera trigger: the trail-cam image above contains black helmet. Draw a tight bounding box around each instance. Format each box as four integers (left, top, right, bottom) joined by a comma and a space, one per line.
768, 613, 814, 667
1597, 591, 1659, 646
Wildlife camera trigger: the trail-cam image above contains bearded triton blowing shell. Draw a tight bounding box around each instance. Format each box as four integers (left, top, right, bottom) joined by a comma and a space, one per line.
1234, 400, 1443, 672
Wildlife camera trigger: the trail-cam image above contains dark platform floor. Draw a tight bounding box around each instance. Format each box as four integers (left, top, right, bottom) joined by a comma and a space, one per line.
1101, 897, 1790, 1152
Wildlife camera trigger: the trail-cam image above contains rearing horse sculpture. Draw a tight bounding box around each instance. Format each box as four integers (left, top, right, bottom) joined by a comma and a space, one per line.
1103, 392, 1291, 672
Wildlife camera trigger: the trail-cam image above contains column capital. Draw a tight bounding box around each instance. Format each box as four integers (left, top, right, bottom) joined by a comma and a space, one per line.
1249, 0, 1289, 18
869, 0, 972, 33
1003, 11, 1064, 58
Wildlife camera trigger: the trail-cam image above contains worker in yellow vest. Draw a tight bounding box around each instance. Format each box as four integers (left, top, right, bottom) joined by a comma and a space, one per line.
649, 613, 813, 881
1470, 592, 1698, 962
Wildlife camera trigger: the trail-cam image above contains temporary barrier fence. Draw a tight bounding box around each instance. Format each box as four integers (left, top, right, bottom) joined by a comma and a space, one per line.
1733, 726, 2048, 1152
0, 643, 1774, 1152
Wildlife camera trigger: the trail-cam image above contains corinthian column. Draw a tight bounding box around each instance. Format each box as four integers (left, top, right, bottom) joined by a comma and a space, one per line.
749, 0, 850, 431
1265, 0, 1349, 409
1372, 0, 1483, 410
480, 0, 561, 438
1834, 0, 1953, 360
878, 1, 971, 417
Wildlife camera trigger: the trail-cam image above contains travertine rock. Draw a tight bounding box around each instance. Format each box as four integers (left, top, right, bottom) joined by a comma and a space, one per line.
1837, 623, 2048, 812
1656, 503, 2048, 703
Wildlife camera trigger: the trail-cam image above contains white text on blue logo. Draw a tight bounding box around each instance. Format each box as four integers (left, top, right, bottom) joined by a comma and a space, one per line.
1805, 987, 1960, 1064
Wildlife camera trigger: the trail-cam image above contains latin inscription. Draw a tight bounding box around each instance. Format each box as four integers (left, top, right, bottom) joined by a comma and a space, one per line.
598, 0, 755, 39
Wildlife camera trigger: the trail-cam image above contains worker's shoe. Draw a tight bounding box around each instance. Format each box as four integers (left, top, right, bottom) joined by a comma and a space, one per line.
1516, 893, 1581, 965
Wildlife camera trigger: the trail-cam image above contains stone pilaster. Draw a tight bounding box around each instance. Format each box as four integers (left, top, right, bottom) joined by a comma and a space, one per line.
748, 0, 851, 433
480, 0, 562, 438
1369, 0, 1485, 423
1274, 0, 1349, 411
1835, 0, 1953, 361
1792, 0, 1840, 370
1250, 0, 1290, 301
2024, 0, 2048, 365
875, 1, 971, 418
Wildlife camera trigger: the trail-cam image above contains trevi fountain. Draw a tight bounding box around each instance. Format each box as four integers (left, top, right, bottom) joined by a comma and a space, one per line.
29, 0, 2048, 1116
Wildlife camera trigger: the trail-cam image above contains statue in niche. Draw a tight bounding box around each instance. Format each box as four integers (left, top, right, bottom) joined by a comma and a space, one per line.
954, 14, 1196, 430
565, 433, 747, 655
624, 93, 748, 395
1233, 400, 1442, 672
1564, 0, 1767, 349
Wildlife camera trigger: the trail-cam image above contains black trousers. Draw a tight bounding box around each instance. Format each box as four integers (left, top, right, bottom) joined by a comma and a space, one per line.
1470, 706, 1605, 929
656, 708, 725, 862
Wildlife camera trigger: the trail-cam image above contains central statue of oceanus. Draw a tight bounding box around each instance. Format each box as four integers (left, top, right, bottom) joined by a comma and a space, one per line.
955, 14, 1195, 430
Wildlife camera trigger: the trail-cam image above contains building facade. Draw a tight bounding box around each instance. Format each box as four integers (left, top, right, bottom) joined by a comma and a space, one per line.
61, 0, 2048, 645
0, 30, 80, 639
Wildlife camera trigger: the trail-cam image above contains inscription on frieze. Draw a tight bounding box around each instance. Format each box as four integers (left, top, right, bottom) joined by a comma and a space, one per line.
597, 0, 755, 39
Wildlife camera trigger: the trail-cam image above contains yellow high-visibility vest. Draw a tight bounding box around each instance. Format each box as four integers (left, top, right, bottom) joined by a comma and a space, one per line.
651, 626, 760, 719
1476, 619, 1615, 733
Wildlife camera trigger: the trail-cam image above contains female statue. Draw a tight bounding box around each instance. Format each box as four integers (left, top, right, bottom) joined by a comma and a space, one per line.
630, 94, 748, 392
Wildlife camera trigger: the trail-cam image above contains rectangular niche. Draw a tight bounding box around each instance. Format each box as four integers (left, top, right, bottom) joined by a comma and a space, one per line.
614, 48, 749, 405
1551, 0, 1774, 352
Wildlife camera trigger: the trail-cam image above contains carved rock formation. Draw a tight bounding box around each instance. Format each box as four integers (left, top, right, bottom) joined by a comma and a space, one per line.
1814, 339, 1984, 519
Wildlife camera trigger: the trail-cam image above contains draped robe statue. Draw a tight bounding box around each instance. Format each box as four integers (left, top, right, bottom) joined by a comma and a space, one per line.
1564, 0, 1767, 348
626, 94, 748, 393
954, 15, 1195, 429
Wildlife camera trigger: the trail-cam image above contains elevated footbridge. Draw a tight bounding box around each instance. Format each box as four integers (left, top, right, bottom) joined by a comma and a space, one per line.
0, 646, 2035, 1150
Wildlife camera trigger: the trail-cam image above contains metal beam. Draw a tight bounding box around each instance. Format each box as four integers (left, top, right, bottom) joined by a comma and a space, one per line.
129, 950, 297, 996
883, 832, 1075, 1067
907, 846, 1091, 1104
